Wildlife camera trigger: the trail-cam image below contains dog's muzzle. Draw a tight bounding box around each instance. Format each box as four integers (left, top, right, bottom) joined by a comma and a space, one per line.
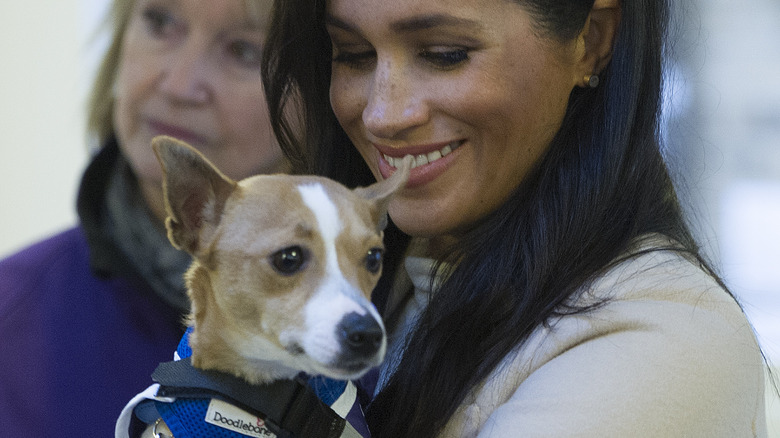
336, 312, 385, 369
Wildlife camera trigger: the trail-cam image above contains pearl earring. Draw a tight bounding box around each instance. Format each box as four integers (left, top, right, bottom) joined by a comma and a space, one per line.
584, 74, 600, 88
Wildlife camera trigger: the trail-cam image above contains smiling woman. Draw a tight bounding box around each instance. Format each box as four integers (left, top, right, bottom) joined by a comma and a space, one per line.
326, 0, 589, 242
262, 0, 769, 436
0, 0, 290, 437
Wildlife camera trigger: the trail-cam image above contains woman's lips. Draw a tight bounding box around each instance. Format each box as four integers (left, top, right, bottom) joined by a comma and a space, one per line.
147, 119, 209, 146
376, 140, 463, 187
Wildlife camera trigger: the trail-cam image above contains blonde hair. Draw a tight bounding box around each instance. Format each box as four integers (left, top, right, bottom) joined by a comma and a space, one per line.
86, 0, 269, 147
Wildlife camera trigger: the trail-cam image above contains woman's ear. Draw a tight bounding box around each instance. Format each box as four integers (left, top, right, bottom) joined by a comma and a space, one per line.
575, 0, 621, 87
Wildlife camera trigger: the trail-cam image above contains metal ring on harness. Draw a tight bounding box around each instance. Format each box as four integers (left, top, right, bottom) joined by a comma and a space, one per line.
153, 418, 173, 438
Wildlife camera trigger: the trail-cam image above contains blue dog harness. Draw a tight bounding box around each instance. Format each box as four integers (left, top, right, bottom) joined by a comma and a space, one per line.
125, 328, 370, 438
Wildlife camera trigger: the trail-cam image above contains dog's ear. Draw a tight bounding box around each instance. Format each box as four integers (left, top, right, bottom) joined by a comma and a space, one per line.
152, 136, 237, 255
354, 155, 413, 231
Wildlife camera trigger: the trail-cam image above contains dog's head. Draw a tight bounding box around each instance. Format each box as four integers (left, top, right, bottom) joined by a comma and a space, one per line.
153, 136, 411, 384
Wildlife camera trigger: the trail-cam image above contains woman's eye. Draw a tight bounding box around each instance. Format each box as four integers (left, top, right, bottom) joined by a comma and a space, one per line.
332, 50, 376, 70
228, 40, 263, 69
141, 6, 177, 37
420, 48, 470, 69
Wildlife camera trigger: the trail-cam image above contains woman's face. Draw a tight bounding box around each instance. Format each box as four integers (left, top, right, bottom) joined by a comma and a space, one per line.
327, 0, 583, 243
114, 0, 287, 216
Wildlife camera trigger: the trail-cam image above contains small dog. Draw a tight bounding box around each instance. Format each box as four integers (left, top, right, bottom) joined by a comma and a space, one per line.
153, 135, 411, 384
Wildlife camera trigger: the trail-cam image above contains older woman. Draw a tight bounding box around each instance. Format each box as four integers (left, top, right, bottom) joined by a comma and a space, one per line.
0, 0, 287, 436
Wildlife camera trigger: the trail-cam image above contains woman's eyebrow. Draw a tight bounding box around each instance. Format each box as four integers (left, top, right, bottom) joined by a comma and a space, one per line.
325, 13, 484, 33
390, 14, 484, 32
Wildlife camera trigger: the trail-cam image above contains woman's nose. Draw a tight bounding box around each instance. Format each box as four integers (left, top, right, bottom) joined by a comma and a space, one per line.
158, 44, 211, 104
362, 60, 428, 139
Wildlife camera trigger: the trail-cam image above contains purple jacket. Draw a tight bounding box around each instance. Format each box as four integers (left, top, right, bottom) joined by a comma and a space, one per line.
0, 140, 186, 437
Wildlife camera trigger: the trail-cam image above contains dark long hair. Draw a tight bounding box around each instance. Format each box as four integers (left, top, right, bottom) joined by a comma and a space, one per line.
262, 0, 712, 436
261, 0, 406, 313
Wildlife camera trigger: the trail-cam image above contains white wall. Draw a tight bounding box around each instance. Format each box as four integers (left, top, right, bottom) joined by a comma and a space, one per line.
676, 2, 780, 432
0, 0, 109, 258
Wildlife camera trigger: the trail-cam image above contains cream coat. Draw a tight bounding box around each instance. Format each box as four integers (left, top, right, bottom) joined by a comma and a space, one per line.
384, 238, 767, 437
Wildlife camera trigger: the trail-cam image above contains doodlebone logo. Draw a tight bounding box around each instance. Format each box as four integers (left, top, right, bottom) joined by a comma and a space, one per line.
205, 398, 278, 437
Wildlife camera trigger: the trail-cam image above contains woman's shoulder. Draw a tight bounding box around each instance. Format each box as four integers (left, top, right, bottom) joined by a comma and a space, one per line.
514, 235, 760, 375
0, 227, 88, 274
450, 235, 766, 437
562, 234, 757, 369
0, 226, 90, 308
582, 234, 742, 322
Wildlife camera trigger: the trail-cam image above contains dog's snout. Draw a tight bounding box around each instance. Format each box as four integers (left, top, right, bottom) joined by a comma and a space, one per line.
338, 312, 384, 357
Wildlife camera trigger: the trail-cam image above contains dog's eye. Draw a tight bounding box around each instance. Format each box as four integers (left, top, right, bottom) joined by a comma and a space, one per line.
271, 246, 308, 275
365, 248, 383, 274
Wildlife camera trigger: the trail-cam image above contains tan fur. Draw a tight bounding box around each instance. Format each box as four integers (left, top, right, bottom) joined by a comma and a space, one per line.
152, 135, 411, 385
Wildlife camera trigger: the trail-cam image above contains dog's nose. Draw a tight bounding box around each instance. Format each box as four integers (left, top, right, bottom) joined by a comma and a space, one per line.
337, 312, 384, 357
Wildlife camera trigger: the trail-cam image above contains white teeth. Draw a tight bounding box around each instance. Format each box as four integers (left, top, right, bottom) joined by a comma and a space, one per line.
384, 141, 461, 169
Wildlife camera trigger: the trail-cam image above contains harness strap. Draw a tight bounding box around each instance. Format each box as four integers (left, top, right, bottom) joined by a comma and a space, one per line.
152, 358, 346, 438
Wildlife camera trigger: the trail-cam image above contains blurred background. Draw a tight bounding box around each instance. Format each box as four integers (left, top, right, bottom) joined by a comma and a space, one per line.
0, 0, 778, 433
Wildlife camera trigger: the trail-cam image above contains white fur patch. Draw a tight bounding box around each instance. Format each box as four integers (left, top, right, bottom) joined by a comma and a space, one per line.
297, 183, 342, 279
296, 184, 375, 366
